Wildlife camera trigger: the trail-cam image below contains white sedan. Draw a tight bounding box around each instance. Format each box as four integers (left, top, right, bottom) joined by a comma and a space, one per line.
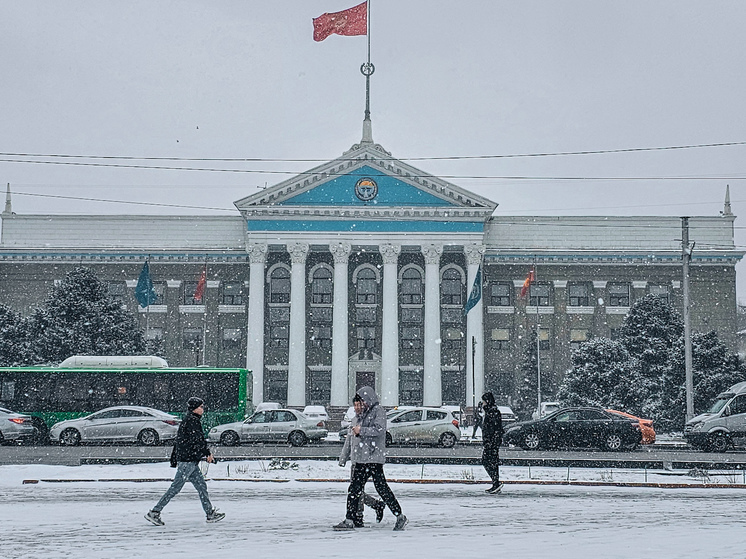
49, 406, 180, 446
386, 407, 461, 448
209, 409, 327, 447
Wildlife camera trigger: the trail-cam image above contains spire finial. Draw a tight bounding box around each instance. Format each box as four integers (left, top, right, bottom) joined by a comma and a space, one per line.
723, 184, 733, 216
2, 183, 12, 217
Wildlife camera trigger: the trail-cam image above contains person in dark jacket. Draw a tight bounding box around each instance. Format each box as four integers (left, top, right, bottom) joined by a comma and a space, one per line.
481, 391, 504, 494
145, 397, 225, 525
471, 400, 484, 439
333, 387, 408, 531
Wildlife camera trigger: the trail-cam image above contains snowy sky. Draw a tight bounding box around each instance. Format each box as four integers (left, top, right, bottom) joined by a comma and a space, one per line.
2, 2, 746, 298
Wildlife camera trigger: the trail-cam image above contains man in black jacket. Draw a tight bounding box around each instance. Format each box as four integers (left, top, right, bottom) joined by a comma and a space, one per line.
145, 397, 225, 525
481, 391, 504, 494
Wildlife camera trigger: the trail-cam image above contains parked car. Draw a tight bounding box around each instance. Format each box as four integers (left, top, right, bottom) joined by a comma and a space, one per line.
498, 406, 518, 425
503, 407, 642, 451
386, 407, 461, 448
606, 409, 655, 444
685, 381, 746, 452
302, 405, 329, 421
0, 407, 35, 445
49, 406, 180, 446
208, 408, 327, 447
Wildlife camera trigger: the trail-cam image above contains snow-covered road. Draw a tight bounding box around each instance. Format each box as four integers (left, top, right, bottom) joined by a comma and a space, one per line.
1, 461, 743, 559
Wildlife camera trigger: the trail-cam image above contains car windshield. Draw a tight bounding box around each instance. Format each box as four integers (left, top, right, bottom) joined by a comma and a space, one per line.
708, 397, 731, 414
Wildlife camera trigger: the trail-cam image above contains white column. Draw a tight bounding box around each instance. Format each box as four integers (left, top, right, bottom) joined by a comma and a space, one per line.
247, 243, 267, 406
380, 243, 401, 406
465, 244, 485, 409
422, 243, 443, 406
287, 242, 309, 407
330, 242, 351, 406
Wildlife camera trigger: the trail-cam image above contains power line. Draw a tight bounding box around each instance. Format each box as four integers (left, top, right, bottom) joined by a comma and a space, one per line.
1, 140, 745, 162
1, 157, 744, 181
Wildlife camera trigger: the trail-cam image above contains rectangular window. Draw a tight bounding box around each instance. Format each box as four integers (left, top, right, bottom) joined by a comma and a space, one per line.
1, 381, 15, 401
529, 283, 551, 307
183, 281, 202, 305
222, 328, 242, 349
222, 282, 244, 305
269, 325, 289, 348
355, 307, 376, 324
310, 325, 332, 349
152, 282, 166, 304
182, 328, 202, 350
490, 283, 511, 306
312, 278, 332, 304
441, 327, 464, 349
400, 308, 422, 323
441, 280, 462, 305
270, 307, 290, 322
570, 329, 588, 351
399, 370, 423, 405
491, 328, 511, 351
146, 327, 163, 341
441, 307, 463, 324
650, 285, 670, 304
608, 283, 630, 307
539, 328, 551, 351
310, 307, 332, 322
568, 283, 590, 306
400, 327, 422, 349
356, 326, 376, 349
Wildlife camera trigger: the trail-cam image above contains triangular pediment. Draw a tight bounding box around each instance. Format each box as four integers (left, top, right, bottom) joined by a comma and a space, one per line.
234, 143, 497, 219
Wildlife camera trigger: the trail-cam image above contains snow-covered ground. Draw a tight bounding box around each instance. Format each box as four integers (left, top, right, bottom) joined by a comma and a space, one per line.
2, 460, 744, 559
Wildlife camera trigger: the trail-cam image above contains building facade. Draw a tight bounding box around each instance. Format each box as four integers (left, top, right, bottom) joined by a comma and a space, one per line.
0, 137, 741, 410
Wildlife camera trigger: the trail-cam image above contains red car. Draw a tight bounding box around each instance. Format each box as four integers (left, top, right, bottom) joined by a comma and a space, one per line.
606, 410, 655, 444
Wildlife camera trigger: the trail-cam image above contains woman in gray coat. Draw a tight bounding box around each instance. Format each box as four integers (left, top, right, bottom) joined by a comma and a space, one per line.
333, 386, 408, 531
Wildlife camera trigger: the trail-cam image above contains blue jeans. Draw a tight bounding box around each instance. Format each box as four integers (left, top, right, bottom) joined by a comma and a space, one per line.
154, 461, 213, 514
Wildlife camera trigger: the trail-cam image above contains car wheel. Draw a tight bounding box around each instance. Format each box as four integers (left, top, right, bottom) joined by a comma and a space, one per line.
440, 432, 457, 448
385, 432, 393, 446
288, 430, 307, 447
604, 433, 623, 451
60, 428, 81, 446
220, 431, 240, 446
138, 428, 159, 446
708, 432, 730, 453
521, 432, 540, 450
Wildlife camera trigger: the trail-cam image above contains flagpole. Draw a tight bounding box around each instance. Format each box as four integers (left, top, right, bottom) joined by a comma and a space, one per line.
361, 0, 374, 138
201, 257, 207, 366
534, 258, 541, 418
145, 256, 151, 348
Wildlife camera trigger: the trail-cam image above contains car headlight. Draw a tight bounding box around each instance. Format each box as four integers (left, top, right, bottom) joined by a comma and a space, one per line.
690, 422, 704, 432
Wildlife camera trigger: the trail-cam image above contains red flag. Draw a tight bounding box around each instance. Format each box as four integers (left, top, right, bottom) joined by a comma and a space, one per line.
313, 2, 367, 42
193, 267, 207, 303
520, 269, 535, 298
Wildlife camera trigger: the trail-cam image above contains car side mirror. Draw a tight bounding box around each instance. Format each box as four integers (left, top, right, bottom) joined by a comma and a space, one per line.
723, 406, 731, 417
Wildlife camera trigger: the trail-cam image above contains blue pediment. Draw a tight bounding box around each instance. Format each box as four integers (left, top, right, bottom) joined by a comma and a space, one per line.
280, 166, 455, 207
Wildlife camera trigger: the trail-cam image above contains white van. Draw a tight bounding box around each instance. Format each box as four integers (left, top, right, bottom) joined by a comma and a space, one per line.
684, 381, 746, 452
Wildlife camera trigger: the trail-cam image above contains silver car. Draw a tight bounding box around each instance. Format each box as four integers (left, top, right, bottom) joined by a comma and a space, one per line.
49, 406, 180, 446
208, 408, 327, 447
0, 407, 35, 444
386, 407, 461, 448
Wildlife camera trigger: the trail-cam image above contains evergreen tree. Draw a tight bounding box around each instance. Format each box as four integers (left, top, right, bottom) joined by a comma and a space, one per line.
556, 337, 641, 411
0, 304, 34, 365
28, 267, 146, 364
514, 330, 539, 419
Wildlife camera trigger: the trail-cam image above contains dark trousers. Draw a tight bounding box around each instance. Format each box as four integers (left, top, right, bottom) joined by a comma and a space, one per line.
482, 448, 500, 485
346, 463, 402, 521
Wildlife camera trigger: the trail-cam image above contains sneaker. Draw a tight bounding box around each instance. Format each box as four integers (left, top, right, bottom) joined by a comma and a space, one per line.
375, 502, 385, 523
486, 483, 504, 494
333, 518, 356, 531
144, 510, 164, 526
206, 509, 226, 523
393, 514, 408, 531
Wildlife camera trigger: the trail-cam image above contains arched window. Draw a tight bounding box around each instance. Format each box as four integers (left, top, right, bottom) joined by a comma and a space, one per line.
311, 267, 332, 304
400, 267, 422, 305
269, 266, 290, 304
356, 267, 377, 304
441, 267, 463, 305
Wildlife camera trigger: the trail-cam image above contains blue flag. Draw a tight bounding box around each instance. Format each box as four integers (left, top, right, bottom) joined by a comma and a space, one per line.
464, 264, 482, 315
135, 261, 157, 308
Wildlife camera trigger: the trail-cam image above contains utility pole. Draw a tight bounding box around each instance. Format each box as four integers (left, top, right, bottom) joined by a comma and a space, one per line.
682, 217, 694, 421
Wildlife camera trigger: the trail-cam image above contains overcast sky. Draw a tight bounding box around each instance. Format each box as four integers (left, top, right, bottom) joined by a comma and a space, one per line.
1, 1, 745, 298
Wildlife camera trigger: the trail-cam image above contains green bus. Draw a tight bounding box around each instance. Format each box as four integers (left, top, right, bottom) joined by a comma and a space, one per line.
0, 356, 252, 443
